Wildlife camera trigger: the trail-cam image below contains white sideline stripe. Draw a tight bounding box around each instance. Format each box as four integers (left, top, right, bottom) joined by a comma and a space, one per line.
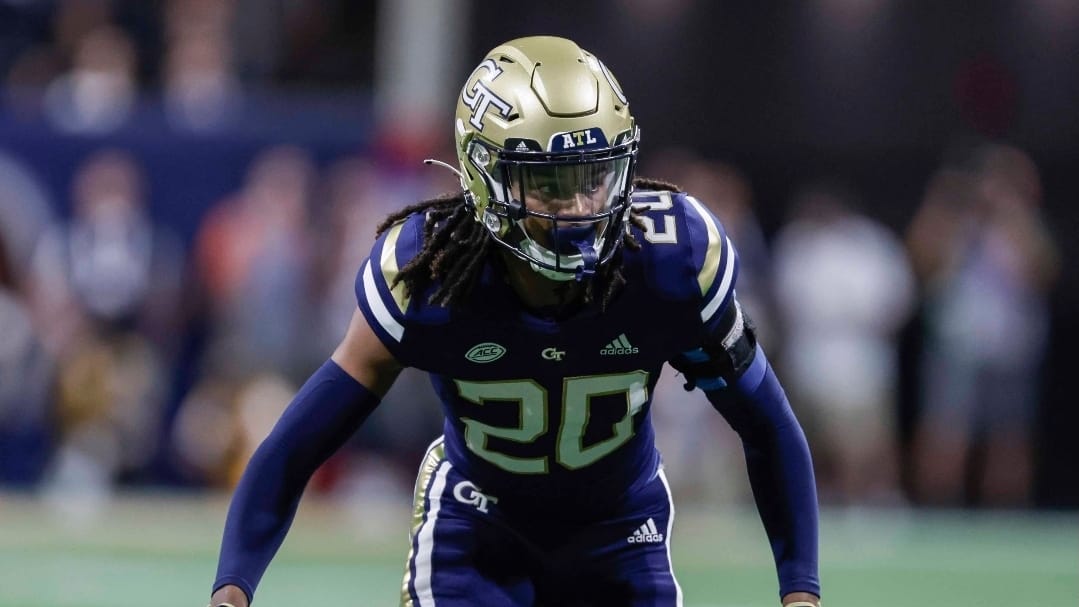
659, 469, 684, 607
412, 459, 451, 606
700, 236, 735, 323
362, 260, 404, 341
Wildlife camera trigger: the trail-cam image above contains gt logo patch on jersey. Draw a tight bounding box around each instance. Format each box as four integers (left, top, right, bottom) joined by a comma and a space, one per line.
541, 347, 565, 361
549, 128, 609, 152
461, 58, 513, 131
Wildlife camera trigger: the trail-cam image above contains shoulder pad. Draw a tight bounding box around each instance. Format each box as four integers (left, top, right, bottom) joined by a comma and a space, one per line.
628, 190, 739, 325
355, 212, 449, 353
680, 193, 738, 326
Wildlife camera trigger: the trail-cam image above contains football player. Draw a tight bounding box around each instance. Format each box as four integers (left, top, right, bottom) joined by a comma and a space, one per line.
208, 36, 820, 607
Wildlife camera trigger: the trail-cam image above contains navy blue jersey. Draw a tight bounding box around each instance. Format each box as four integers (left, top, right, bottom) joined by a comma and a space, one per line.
357, 190, 738, 517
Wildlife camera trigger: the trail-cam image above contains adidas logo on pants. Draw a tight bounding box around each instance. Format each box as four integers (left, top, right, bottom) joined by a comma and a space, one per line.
627, 518, 664, 544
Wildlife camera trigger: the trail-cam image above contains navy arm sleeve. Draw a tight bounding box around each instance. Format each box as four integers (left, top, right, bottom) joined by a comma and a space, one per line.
674, 192, 819, 598
212, 359, 381, 602
706, 346, 820, 598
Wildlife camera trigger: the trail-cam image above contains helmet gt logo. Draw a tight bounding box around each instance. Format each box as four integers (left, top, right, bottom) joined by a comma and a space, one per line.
461, 58, 513, 131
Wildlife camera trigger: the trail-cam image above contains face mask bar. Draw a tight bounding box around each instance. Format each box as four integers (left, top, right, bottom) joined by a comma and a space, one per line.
473, 139, 638, 281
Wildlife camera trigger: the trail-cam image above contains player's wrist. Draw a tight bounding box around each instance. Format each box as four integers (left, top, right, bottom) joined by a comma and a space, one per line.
781, 591, 820, 607
209, 582, 249, 607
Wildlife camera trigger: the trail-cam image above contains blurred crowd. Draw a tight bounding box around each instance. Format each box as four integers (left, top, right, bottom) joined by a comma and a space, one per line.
648, 145, 1058, 510
0, 0, 1063, 512
0, 142, 452, 504
2, 0, 370, 133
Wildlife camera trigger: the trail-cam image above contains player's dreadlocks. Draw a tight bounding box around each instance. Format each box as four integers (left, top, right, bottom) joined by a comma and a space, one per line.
375, 177, 681, 311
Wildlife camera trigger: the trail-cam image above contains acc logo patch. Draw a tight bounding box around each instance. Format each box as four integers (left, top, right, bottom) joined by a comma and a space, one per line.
465, 342, 506, 363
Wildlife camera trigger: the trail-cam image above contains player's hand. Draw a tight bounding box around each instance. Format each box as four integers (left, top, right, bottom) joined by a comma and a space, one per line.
782, 591, 821, 607
208, 584, 249, 607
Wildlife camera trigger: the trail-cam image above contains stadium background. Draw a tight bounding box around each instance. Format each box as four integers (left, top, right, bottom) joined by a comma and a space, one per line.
0, 1, 1076, 606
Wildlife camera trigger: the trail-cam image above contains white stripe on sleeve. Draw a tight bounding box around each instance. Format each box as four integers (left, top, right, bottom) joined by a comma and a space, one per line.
362, 260, 405, 342
699, 236, 735, 323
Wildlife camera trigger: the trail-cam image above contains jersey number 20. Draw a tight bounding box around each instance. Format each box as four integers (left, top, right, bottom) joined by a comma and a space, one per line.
455, 371, 649, 474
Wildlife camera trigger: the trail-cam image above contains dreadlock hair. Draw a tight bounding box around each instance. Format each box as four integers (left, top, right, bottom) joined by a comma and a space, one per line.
375, 177, 682, 311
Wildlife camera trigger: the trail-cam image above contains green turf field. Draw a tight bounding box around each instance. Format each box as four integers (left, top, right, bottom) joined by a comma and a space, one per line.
0, 492, 1075, 607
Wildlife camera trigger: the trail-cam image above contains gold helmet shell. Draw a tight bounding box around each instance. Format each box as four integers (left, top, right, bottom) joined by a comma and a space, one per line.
454, 36, 639, 280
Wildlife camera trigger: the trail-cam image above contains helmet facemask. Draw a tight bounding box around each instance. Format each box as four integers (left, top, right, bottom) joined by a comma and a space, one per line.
467, 136, 638, 282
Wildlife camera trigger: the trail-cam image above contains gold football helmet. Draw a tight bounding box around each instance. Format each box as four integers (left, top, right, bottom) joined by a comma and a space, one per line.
454, 36, 639, 281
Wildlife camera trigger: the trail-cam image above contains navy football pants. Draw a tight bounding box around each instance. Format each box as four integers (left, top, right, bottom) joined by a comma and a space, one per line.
401, 438, 683, 606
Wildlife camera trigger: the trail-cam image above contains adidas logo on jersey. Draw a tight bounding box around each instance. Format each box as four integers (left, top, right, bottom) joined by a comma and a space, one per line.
600, 333, 638, 356
627, 518, 664, 544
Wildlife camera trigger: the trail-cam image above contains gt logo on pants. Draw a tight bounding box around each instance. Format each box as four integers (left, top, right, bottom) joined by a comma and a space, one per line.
453, 480, 498, 513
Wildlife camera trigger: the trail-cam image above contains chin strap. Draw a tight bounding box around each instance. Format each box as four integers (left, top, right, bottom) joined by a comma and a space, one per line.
517, 223, 601, 282
572, 240, 597, 281
553, 224, 598, 281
